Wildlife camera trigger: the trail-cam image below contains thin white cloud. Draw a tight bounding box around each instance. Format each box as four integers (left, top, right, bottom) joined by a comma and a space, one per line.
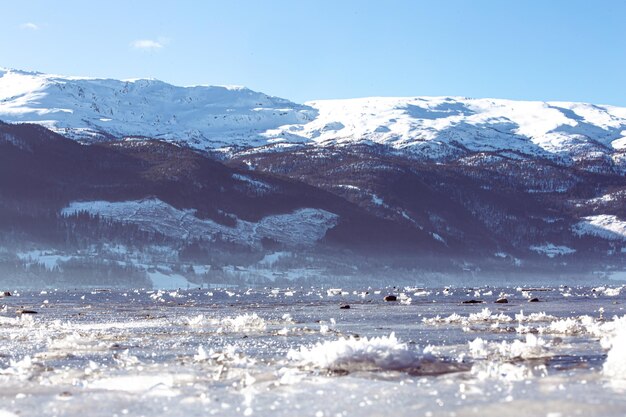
131, 39, 163, 51
20, 22, 40, 30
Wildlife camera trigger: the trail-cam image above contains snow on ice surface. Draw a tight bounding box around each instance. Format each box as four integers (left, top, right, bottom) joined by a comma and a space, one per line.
0, 286, 626, 416
61, 198, 339, 247
573, 215, 626, 241
217, 313, 267, 334
468, 333, 548, 361
181, 313, 268, 334
2, 69, 626, 163
604, 316, 626, 381
287, 333, 425, 372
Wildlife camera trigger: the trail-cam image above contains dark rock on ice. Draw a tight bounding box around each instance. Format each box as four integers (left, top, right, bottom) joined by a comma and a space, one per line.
529, 297, 540, 302
329, 369, 350, 376
495, 297, 509, 303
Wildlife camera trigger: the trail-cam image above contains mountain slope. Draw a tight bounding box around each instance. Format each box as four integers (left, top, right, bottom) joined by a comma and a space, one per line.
232, 144, 626, 252
0, 121, 433, 253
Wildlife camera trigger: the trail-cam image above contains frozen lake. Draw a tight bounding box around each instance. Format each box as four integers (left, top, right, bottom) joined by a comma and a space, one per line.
1, 285, 626, 416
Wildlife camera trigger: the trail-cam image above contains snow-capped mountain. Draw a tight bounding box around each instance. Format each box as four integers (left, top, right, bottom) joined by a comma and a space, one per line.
0, 68, 315, 148
267, 97, 626, 168
1, 68, 626, 171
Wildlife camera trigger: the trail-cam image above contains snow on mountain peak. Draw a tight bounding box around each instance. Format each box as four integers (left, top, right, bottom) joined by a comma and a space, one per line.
1, 68, 626, 166
0, 68, 316, 147
262, 96, 626, 164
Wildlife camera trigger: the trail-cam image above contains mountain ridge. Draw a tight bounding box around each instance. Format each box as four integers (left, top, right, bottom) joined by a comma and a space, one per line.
1, 68, 625, 174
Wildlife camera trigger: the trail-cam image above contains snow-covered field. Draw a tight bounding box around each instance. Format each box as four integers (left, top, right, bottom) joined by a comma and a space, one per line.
1, 285, 626, 416
62, 198, 339, 248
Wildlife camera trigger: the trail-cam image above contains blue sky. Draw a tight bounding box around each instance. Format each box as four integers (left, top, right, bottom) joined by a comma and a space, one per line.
2, 0, 625, 105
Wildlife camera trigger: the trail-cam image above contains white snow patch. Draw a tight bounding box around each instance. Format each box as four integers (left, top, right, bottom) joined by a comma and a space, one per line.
16, 250, 72, 270
232, 174, 275, 194
529, 243, 576, 257
370, 193, 390, 208
592, 286, 623, 297
89, 375, 175, 393
573, 215, 626, 241
611, 136, 626, 150
586, 191, 626, 205
258, 251, 291, 267
61, 199, 339, 247
431, 233, 446, 244
147, 270, 192, 290
336, 184, 361, 191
